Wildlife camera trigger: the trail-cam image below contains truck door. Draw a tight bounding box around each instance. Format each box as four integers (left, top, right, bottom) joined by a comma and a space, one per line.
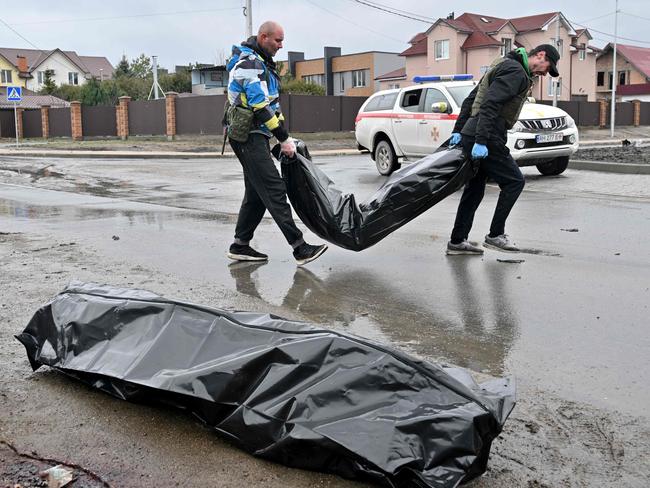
416, 88, 455, 155
392, 88, 423, 156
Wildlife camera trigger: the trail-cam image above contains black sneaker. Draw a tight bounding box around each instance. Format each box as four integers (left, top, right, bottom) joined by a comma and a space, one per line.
227, 243, 268, 262
293, 243, 328, 266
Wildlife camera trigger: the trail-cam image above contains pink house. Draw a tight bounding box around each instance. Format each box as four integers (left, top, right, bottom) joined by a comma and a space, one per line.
392, 12, 598, 101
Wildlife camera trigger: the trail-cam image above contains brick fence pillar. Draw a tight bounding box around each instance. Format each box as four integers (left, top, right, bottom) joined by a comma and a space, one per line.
16, 107, 24, 139
165, 92, 178, 141
70, 101, 83, 141
40, 105, 50, 138
117, 96, 131, 140
632, 100, 641, 127
598, 99, 608, 128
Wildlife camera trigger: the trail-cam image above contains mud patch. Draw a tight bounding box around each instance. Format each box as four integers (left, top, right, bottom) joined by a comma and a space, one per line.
576, 145, 650, 164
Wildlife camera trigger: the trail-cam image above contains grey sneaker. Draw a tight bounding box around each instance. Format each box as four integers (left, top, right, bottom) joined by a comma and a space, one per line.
446, 240, 484, 255
484, 234, 519, 252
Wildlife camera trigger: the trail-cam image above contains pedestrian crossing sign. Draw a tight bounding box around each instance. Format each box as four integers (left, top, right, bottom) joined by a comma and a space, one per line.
7, 86, 22, 102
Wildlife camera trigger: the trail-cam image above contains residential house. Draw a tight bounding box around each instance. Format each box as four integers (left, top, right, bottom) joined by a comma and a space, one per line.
376, 67, 407, 91
0, 47, 113, 91
287, 48, 404, 97
191, 65, 228, 95
400, 12, 599, 101
596, 43, 650, 101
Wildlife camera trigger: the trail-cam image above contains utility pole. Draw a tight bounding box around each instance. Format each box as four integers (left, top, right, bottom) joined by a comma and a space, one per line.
610, 0, 619, 138
148, 55, 165, 100
553, 14, 560, 107
244, 0, 253, 38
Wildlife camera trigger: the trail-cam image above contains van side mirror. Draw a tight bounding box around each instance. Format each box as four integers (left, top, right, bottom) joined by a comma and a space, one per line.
431, 102, 448, 113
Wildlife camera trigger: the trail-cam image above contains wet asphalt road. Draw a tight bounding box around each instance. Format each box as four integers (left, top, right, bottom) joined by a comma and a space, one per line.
1, 153, 649, 486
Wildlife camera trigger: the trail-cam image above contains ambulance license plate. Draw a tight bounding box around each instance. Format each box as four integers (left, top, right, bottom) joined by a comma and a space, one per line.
536, 133, 563, 143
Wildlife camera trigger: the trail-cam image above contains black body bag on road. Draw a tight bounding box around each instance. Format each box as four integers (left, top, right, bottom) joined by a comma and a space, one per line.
17, 282, 515, 488
272, 142, 476, 251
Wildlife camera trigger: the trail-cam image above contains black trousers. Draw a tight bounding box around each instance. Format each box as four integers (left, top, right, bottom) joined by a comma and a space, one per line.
450, 136, 525, 243
229, 133, 304, 247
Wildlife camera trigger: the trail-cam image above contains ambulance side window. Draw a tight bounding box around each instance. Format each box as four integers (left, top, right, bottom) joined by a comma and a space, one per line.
400, 89, 422, 112
377, 93, 398, 111
424, 88, 451, 113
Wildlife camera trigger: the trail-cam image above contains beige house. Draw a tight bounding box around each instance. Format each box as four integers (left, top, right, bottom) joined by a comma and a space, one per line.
288, 48, 404, 97
596, 43, 650, 100
399, 12, 599, 101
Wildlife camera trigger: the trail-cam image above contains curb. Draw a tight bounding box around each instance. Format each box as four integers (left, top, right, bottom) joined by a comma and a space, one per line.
569, 159, 650, 174
0, 148, 361, 159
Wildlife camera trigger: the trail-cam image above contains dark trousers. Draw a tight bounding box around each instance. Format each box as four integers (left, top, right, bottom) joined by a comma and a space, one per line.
450, 136, 525, 243
229, 133, 304, 247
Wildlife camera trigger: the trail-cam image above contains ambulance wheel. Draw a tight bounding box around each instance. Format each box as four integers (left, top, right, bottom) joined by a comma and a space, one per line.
375, 140, 400, 176
536, 156, 569, 176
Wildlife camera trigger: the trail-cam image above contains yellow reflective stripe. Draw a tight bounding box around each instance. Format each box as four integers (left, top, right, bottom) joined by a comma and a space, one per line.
278, 113, 285, 121
240, 93, 248, 107
264, 115, 280, 130
250, 101, 268, 110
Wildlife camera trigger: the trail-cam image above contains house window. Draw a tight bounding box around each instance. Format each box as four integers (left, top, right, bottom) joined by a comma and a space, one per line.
619, 71, 627, 86
389, 83, 400, 89
37, 71, 46, 84
352, 70, 366, 88
68, 72, 79, 85
547, 76, 561, 97
551, 38, 563, 56
579, 43, 586, 61
597, 71, 605, 87
210, 72, 223, 82
340, 73, 345, 92
0, 69, 12, 83
500, 38, 512, 57
608, 72, 613, 89
434, 39, 449, 60
303, 74, 324, 86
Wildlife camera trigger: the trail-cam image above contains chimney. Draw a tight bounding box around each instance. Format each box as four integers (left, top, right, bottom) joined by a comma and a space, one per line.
447, 12, 455, 20
17, 55, 28, 73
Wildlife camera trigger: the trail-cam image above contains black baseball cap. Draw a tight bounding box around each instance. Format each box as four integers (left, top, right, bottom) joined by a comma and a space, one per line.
532, 44, 560, 77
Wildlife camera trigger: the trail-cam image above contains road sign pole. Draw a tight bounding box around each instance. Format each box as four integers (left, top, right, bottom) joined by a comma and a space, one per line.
13, 101, 18, 146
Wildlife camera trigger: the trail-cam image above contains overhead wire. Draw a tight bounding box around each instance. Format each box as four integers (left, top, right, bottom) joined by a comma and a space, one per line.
347, 0, 434, 24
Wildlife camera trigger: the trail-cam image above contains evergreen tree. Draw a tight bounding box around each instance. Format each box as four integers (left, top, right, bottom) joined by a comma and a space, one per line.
41, 69, 57, 94
114, 55, 131, 78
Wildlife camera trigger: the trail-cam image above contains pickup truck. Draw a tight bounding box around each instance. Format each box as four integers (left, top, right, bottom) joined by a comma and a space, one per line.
355, 76, 579, 176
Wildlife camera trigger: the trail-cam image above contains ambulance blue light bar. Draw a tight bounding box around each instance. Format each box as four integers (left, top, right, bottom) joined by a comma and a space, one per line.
413, 74, 474, 83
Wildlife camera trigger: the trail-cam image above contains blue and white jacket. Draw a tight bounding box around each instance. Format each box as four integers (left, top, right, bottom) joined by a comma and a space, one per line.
226, 37, 288, 141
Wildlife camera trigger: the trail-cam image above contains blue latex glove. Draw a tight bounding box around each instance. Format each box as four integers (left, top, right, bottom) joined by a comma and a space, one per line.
471, 143, 488, 159
449, 132, 461, 146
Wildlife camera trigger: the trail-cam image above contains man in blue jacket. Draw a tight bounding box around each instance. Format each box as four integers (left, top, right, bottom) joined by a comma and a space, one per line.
446, 44, 560, 255
225, 21, 327, 265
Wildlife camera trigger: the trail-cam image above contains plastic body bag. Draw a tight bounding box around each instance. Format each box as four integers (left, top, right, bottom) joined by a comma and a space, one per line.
17, 282, 515, 488
273, 142, 476, 251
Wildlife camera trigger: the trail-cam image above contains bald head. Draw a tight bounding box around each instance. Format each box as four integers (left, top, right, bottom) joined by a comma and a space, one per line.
257, 21, 284, 57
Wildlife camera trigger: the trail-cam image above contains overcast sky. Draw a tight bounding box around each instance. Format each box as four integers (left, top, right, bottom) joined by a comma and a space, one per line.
1, 0, 648, 70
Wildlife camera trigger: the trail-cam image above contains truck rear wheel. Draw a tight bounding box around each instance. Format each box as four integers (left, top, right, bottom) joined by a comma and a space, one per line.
536, 156, 569, 176
374, 140, 400, 176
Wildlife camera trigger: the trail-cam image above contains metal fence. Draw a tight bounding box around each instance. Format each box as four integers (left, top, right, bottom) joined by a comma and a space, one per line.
49, 107, 71, 137
82, 105, 117, 137
4, 97, 650, 141
22, 109, 42, 138
0, 109, 16, 138
176, 95, 223, 135
129, 99, 166, 136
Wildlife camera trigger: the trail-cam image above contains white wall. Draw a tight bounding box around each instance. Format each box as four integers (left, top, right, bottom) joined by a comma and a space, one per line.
26, 52, 86, 91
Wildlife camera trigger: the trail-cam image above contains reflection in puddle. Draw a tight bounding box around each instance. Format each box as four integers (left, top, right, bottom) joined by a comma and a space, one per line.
228, 258, 520, 375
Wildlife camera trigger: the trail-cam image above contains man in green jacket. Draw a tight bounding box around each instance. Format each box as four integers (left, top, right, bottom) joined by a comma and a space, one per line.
446, 44, 560, 255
